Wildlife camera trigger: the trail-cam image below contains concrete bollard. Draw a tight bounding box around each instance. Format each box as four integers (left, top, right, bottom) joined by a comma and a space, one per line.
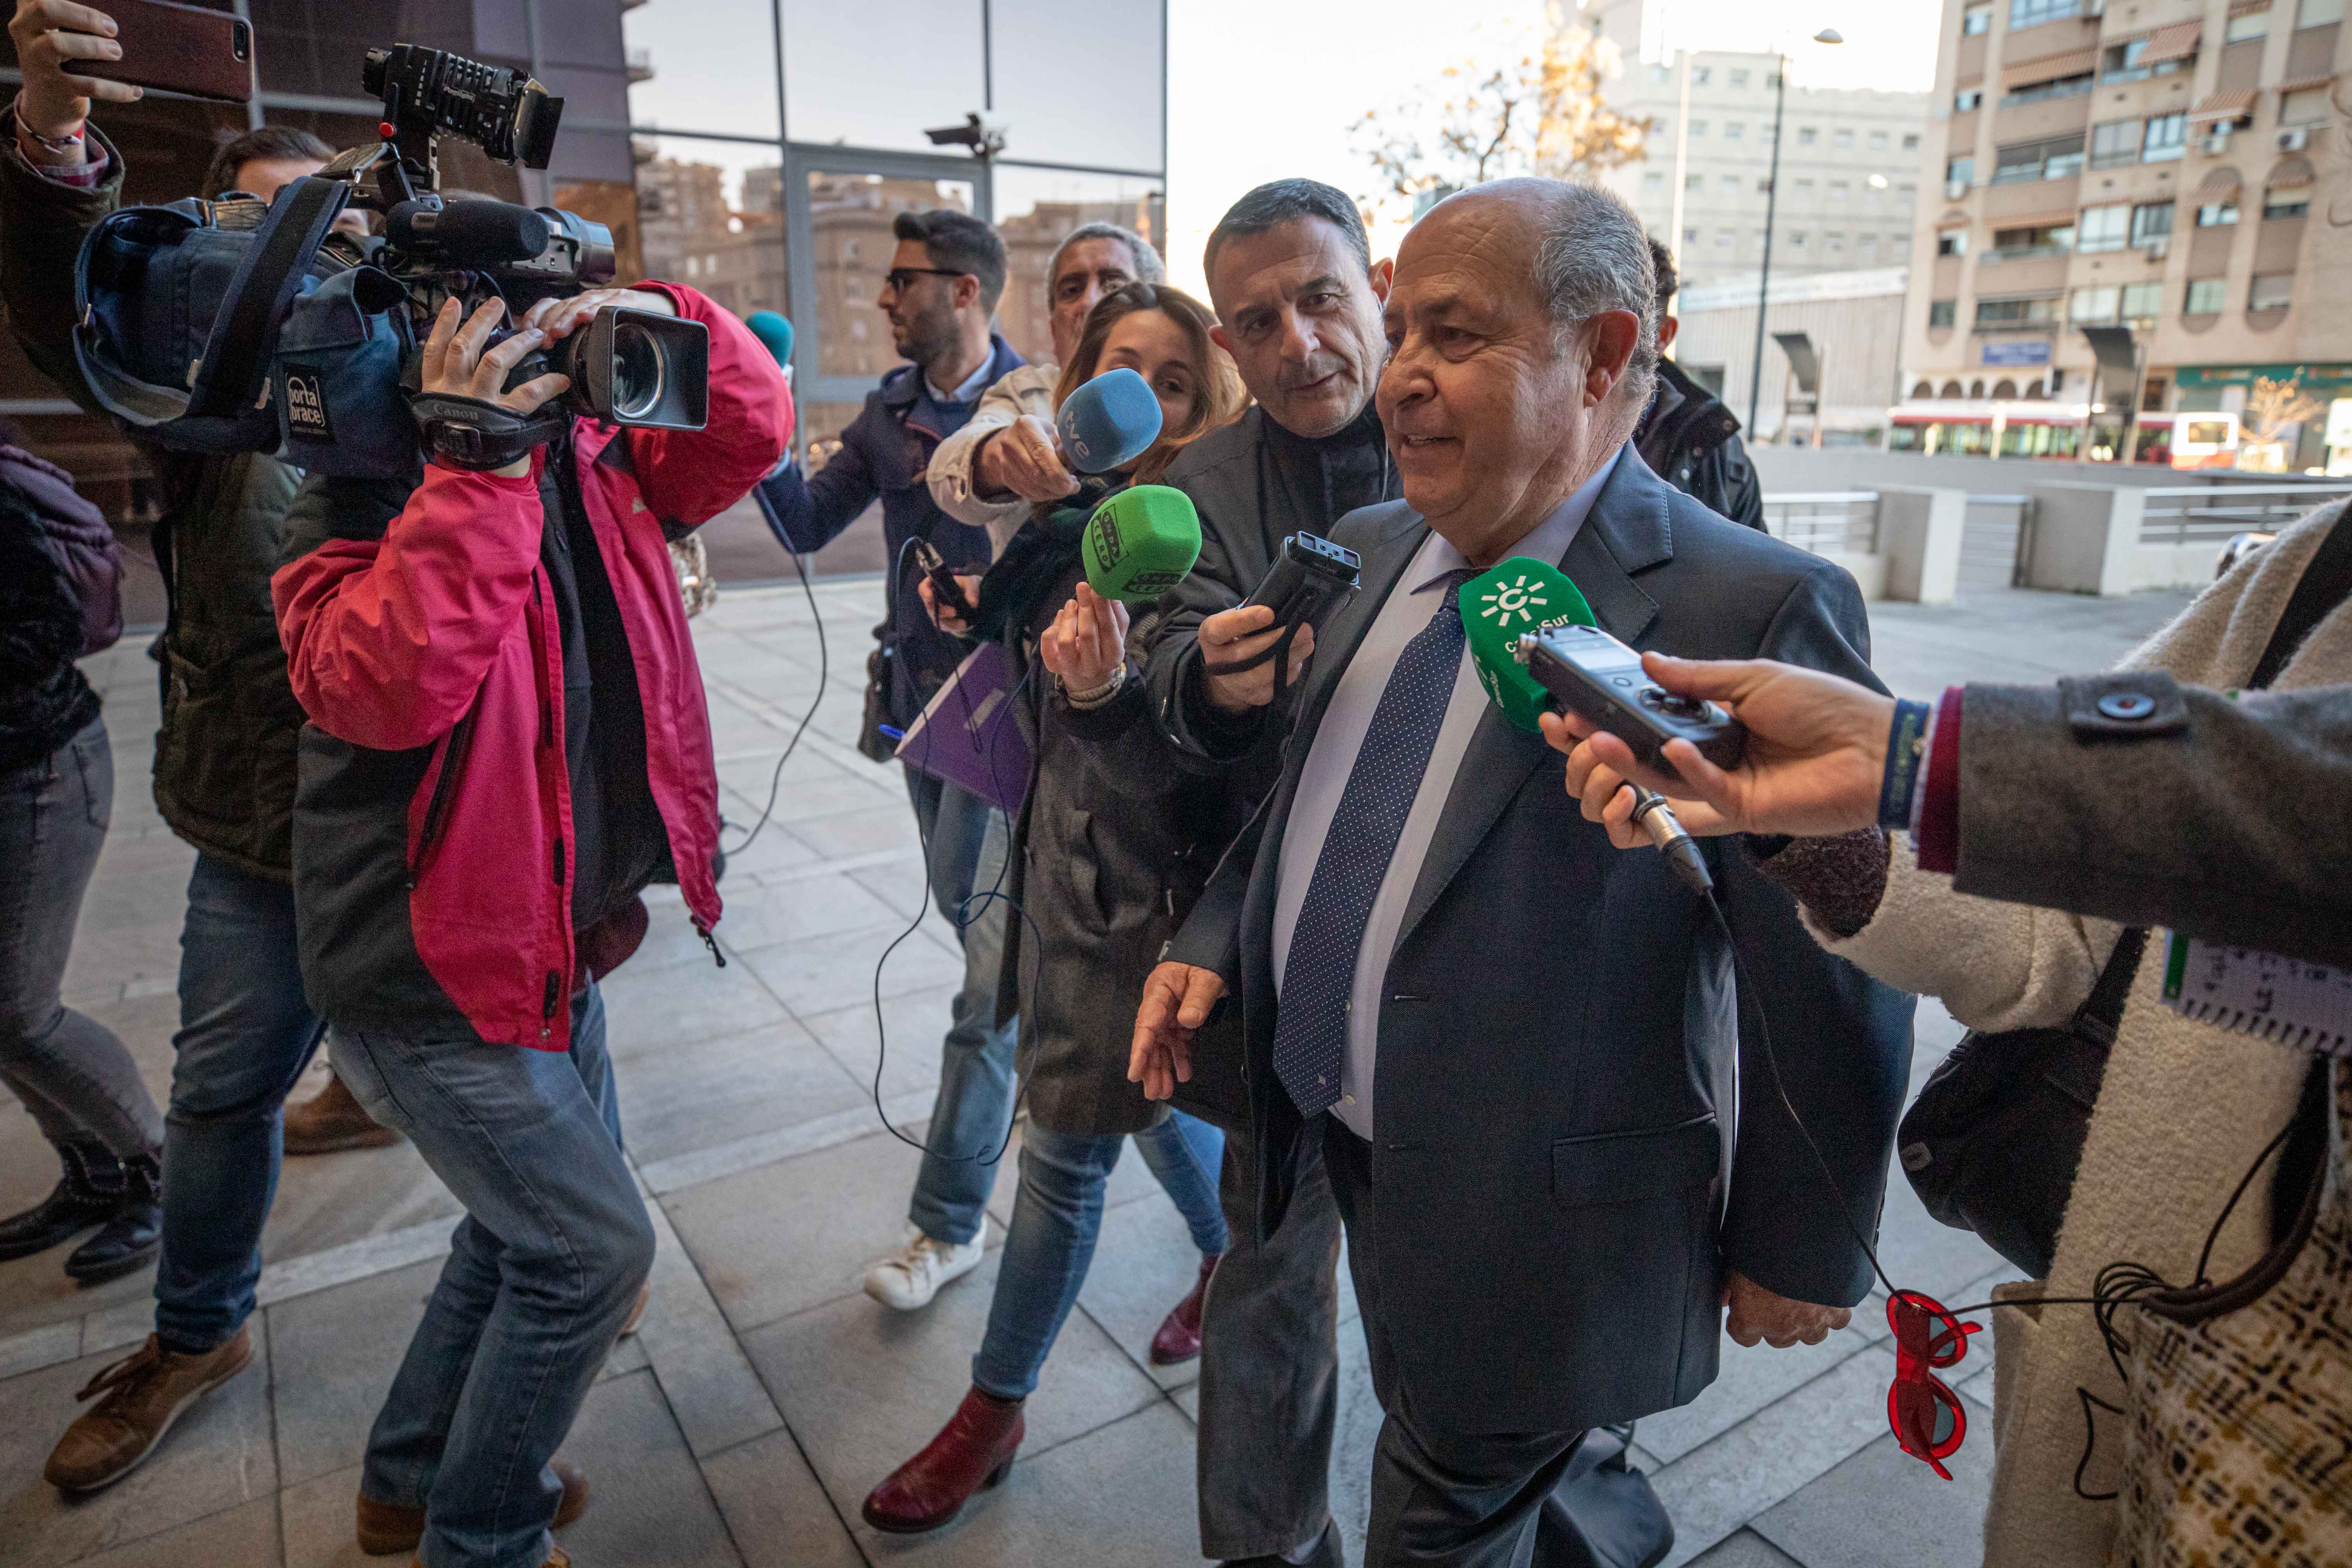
1878, 487, 1967, 605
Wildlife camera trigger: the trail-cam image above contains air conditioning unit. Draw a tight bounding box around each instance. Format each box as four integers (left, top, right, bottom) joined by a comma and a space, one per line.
2142, 237, 2171, 260
2279, 128, 2310, 151
1945, 179, 1971, 200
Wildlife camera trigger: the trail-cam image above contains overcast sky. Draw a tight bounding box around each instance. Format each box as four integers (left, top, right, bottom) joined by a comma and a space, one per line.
1163, 0, 1942, 296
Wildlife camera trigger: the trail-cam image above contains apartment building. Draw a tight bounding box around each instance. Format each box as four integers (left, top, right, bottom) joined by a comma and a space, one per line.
1897, 0, 2352, 469
1592, 4, 1932, 291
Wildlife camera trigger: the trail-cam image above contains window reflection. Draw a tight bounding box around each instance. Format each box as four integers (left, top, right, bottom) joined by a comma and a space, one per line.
808, 172, 979, 380
623, 0, 781, 137
630, 138, 790, 325
992, 167, 1167, 366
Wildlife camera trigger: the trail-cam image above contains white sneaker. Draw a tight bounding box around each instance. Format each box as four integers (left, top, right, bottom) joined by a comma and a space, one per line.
863, 1220, 988, 1310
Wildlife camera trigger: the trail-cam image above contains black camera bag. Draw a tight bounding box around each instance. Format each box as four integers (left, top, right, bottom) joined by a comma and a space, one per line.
1897, 506, 2352, 1277
73, 176, 349, 455
273, 265, 420, 477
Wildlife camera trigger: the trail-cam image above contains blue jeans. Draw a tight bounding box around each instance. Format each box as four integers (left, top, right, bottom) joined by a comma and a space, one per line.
0, 720, 163, 1160
332, 984, 653, 1568
971, 1110, 1229, 1400
903, 768, 1019, 1246
154, 852, 326, 1350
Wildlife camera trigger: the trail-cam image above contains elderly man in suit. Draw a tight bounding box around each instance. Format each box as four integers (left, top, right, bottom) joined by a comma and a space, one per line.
1129, 178, 1915, 1567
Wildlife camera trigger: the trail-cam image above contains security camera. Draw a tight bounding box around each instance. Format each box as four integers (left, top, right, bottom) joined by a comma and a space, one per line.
924, 112, 1009, 159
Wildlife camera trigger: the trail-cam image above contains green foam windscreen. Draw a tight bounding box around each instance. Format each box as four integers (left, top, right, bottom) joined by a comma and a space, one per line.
1459, 556, 1596, 732
1083, 484, 1203, 603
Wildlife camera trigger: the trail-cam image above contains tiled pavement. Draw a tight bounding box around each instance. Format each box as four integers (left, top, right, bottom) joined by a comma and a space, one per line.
0, 575, 2198, 1568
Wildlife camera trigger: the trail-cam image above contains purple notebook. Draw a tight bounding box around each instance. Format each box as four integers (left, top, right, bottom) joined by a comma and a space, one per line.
893, 641, 1033, 814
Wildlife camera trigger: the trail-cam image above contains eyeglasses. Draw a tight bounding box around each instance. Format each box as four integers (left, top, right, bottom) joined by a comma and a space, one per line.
883, 267, 968, 292
1885, 1289, 1982, 1479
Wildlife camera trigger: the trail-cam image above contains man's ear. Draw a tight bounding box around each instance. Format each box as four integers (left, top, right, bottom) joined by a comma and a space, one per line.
1368, 256, 1395, 304
1582, 310, 1641, 406
1657, 315, 1680, 355
1209, 322, 1234, 356
955, 275, 983, 313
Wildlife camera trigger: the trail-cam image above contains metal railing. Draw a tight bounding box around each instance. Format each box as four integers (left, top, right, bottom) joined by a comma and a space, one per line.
1762, 491, 1881, 557
2138, 482, 2352, 545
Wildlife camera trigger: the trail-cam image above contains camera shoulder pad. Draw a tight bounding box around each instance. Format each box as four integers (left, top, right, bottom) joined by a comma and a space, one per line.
407, 390, 568, 471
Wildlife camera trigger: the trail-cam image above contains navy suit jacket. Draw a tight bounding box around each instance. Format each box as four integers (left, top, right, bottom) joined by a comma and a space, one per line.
1164, 449, 1915, 1435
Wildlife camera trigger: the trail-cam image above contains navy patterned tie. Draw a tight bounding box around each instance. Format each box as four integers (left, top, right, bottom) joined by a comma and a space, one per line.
1273, 567, 1477, 1118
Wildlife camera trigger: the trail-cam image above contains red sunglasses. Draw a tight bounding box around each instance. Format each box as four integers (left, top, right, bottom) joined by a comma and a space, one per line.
1885, 1289, 1982, 1479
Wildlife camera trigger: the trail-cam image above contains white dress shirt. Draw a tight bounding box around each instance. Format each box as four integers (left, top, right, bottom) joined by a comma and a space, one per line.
1272, 447, 1623, 1141
926, 353, 995, 407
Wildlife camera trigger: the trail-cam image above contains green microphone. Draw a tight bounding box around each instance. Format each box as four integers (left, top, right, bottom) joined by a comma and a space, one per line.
1082, 484, 1203, 603
1458, 556, 1596, 732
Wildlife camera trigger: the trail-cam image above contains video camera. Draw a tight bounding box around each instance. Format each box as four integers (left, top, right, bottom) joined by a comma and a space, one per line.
73, 42, 707, 477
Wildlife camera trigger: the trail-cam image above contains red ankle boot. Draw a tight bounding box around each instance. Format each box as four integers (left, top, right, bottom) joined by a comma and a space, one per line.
862, 1386, 1025, 1533
1150, 1252, 1222, 1365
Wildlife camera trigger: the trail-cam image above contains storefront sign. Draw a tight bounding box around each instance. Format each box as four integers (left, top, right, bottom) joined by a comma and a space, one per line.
1981, 340, 2052, 367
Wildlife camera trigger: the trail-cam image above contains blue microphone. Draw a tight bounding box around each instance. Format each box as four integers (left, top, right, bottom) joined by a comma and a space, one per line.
746, 310, 794, 367
1056, 367, 1162, 474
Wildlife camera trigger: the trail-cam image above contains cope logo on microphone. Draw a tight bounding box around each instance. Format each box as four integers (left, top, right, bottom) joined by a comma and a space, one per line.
1476, 573, 1550, 627
1089, 509, 1123, 569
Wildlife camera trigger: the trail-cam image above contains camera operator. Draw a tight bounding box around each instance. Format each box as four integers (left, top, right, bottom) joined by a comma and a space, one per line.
2, 0, 389, 1495
270, 269, 785, 1565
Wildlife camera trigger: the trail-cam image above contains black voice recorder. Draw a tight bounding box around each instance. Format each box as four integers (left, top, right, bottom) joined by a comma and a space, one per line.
1514, 623, 1746, 775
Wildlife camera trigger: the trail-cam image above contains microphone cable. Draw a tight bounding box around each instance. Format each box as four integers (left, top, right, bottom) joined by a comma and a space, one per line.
727, 520, 830, 858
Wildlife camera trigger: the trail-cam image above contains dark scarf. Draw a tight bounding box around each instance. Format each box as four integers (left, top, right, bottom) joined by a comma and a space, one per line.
970, 478, 1116, 644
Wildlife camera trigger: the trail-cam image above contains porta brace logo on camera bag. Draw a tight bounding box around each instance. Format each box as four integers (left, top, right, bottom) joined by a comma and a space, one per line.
283, 371, 332, 441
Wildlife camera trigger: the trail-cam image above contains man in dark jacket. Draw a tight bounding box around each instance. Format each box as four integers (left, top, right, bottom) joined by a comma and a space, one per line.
1634, 238, 1763, 530
3, 0, 386, 1493
755, 208, 1026, 1313
270, 283, 786, 1568
1144, 180, 1669, 1568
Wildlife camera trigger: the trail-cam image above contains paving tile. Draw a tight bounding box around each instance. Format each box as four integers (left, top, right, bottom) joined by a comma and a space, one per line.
0, 1321, 277, 1565
1073, 1192, 1217, 1391
801, 982, 962, 1101
1171, 1383, 1198, 1421
1683, 1528, 1803, 1567
609, 1017, 867, 1167
848, 1401, 1203, 1566
734, 921, 966, 1020
257, 1134, 463, 1279
266, 1258, 438, 1487
0, 1318, 82, 1381
556, 1370, 745, 1568
1750, 1427, 1994, 1568
1871, 1159, 2006, 1307
67, 1495, 280, 1568
696, 1427, 865, 1568
1331, 1310, 1382, 1568
58, 916, 185, 1008
637, 1088, 936, 1197
742, 1245, 1161, 1530
1636, 1321, 1881, 1464
782, 803, 924, 864
277, 1461, 372, 1568
663, 1130, 946, 1332
1648, 1347, 1897, 1567
635, 1201, 785, 1457
700, 873, 905, 956
599, 956, 794, 1056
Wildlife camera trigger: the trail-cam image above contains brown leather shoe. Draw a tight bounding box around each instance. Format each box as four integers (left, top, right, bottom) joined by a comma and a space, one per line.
620, 1281, 649, 1338
358, 1456, 590, 1555
43, 1328, 255, 1491
284, 1071, 402, 1154
1150, 1253, 1222, 1365
861, 1386, 1024, 1533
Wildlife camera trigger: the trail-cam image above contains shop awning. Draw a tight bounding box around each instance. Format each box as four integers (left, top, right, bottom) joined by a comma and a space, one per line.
2277, 73, 2337, 95
2193, 165, 2244, 201
2139, 21, 2203, 66
2004, 47, 2099, 89
2267, 155, 2316, 188
1934, 208, 1972, 229
2189, 91, 2257, 122
2227, 0, 2270, 14
1989, 209, 2080, 232
2080, 325, 2140, 378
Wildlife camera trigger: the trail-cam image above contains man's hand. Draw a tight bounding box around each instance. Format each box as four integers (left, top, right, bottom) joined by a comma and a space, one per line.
1724, 1270, 1850, 1348
976, 415, 1079, 503
1198, 604, 1315, 713
419, 298, 571, 478
1538, 654, 1895, 840
914, 572, 982, 636
1039, 581, 1128, 692
1130, 962, 1225, 1101
11, 0, 136, 156
529, 285, 678, 342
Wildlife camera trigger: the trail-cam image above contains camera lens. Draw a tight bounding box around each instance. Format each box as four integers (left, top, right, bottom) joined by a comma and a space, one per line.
607, 322, 665, 421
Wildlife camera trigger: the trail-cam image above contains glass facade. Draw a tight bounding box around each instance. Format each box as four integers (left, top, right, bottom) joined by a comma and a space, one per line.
621, 0, 1169, 443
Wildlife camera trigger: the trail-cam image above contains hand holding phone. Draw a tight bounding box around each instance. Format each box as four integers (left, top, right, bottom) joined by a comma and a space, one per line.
10, 0, 142, 147
912, 538, 978, 630
18, 0, 254, 116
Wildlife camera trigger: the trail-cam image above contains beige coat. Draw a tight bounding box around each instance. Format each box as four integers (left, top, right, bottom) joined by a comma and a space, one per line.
1814, 503, 2352, 1568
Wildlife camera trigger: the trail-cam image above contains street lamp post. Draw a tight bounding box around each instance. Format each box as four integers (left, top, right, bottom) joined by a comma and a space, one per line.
1745, 28, 1842, 441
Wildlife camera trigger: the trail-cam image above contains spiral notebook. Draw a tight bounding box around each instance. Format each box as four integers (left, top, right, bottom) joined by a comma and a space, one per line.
893, 642, 1033, 815
2161, 934, 2352, 1057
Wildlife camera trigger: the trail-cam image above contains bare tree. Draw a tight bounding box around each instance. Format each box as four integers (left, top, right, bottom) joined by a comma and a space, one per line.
1352, 7, 1650, 223
2245, 374, 2323, 449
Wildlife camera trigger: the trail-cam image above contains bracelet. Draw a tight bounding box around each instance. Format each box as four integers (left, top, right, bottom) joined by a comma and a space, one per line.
1876, 698, 1933, 830
1063, 663, 1128, 709
12, 101, 85, 157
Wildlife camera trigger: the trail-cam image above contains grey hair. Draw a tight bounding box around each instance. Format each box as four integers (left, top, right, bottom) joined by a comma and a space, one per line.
1048, 222, 1166, 290
1531, 182, 1660, 414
